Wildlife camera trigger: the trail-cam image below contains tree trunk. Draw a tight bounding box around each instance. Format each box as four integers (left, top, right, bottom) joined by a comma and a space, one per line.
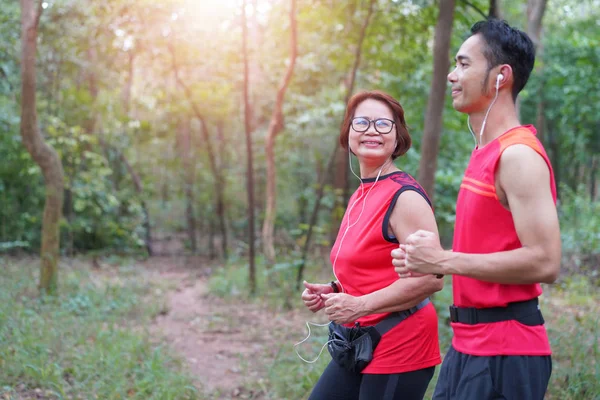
488, 0, 502, 18
216, 121, 229, 260
262, 0, 297, 267
296, 148, 338, 288
298, 0, 377, 287
112, 146, 153, 256
590, 155, 598, 200
63, 184, 74, 256
242, 0, 257, 294
83, 46, 153, 256
527, 0, 548, 136
20, 0, 65, 294
122, 51, 153, 255
123, 51, 135, 117
417, 0, 456, 203
169, 44, 229, 261
330, 0, 376, 242
548, 125, 561, 198
180, 120, 197, 253
527, 0, 547, 50
209, 215, 216, 260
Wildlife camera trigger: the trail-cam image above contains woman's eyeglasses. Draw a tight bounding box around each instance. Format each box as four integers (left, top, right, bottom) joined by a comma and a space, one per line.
351, 117, 395, 134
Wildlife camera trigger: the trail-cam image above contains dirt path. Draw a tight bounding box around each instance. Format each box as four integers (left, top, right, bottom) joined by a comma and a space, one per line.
146, 257, 310, 399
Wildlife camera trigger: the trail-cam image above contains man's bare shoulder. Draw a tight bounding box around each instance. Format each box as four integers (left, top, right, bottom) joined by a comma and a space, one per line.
498, 144, 551, 197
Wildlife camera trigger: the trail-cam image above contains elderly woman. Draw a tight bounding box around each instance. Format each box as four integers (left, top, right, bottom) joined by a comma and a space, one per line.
301, 90, 443, 400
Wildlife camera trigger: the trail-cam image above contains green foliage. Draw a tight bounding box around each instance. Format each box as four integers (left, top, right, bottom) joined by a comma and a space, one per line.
0, 0, 598, 265
520, 0, 600, 197
0, 122, 45, 247
0, 116, 147, 252
209, 253, 307, 309
0, 241, 30, 252
0, 258, 199, 400
559, 185, 600, 257
557, 185, 600, 284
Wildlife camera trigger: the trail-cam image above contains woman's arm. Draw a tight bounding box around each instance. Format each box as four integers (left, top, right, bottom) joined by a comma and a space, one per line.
323, 190, 443, 323
359, 190, 443, 314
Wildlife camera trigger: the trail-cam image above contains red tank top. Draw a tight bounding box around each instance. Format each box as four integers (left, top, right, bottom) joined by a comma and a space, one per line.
331, 171, 441, 374
452, 125, 555, 356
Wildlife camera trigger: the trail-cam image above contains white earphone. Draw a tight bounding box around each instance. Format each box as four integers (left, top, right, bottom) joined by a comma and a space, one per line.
467, 72, 505, 147
496, 73, 504, 89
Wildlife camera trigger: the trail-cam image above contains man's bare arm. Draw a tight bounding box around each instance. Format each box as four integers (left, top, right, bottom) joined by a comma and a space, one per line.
440, 144, 561, 284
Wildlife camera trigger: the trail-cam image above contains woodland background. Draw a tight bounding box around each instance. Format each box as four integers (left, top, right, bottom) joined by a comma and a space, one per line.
0, 0, 598, 399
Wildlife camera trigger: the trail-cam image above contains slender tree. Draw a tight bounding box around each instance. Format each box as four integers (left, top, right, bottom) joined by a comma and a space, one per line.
179, 119, 197, 253
527, 0, 548, 51
417, 0, 457, 203
262, 0, 298, 266
242, 0, 256, 294
20, 0, 65, 293
527, 0, 551, 190
169, 44, 228, 260
330, 0, 377, 242
297, 0, 376, 287
489, 0, 502, 18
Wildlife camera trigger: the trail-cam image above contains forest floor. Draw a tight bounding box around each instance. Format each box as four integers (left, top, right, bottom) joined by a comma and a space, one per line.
140, 243, 600, 400
3, 234, 596, 400
143, 255, 311, 399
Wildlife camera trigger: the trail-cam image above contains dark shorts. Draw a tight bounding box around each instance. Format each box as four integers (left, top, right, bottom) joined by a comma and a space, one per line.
308, 360, 435, 400
433, 345, 552, 400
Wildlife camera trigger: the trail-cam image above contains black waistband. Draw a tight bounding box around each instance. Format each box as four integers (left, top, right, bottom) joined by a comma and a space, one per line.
449, 298, 544, 326
375, 298, 430, 335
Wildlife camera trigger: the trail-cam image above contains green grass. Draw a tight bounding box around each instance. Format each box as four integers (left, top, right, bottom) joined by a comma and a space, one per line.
208, 253, 302, 311
0, 257, 199, 400
209, 262, 600, 400
544, 279, 600, 400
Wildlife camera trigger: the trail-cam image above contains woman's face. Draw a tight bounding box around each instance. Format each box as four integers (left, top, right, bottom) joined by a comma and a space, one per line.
348, 99, 397, 164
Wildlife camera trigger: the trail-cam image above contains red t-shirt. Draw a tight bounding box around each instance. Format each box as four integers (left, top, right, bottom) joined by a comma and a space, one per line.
451, 125, 556, 356
331, 171, 441, 374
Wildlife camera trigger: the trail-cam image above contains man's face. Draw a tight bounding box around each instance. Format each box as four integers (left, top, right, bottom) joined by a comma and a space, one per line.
448, 34, 493, 114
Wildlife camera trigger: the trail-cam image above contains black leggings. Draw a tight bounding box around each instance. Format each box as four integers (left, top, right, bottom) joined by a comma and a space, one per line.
308, 361, 435, 400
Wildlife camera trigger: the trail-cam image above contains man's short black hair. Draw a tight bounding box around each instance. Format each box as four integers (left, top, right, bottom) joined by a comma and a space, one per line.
470, 19, 535, 100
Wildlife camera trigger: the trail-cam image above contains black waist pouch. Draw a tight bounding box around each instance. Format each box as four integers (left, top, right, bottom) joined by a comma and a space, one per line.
326, 298, 430, 372
327, 323, 381, 372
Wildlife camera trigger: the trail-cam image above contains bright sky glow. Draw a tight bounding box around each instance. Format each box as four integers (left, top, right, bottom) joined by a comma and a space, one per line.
178, 0, 241, 32
185, 0, 241, 17
180, 0, 271, 31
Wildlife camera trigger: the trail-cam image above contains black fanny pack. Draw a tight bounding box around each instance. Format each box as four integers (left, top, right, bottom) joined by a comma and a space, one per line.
449, 298, 544, 326
327, 298, 430, 372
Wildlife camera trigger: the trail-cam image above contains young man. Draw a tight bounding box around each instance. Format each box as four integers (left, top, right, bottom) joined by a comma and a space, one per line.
391, 19, 561, 400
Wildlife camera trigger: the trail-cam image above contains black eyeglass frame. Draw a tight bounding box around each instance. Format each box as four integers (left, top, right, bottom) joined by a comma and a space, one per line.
351, 117, 396, 134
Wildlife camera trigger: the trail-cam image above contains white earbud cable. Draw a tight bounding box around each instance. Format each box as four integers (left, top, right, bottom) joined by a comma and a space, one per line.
468, 76, 501, 147
293, 148, 392, 364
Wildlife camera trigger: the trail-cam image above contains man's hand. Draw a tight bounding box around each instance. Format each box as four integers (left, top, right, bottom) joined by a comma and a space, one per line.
392, 230, 445, 278
321, 293, 365, 324
301, 281, 333, 312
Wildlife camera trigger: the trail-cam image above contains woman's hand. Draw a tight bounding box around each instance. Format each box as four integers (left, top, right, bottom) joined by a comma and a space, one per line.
301, 281, 333, 312
321, 293, 366, 324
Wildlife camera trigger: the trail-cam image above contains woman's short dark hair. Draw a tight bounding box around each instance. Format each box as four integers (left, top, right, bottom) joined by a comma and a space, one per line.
470, 19, 535, 100
339, 90, 411, 160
